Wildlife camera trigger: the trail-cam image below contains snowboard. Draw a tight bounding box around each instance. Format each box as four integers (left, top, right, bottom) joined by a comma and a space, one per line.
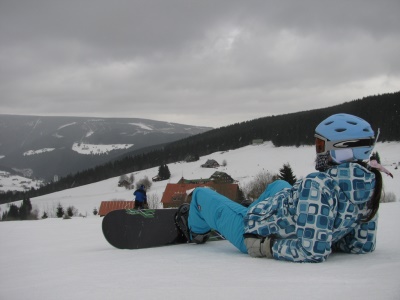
102, 208, 224, 249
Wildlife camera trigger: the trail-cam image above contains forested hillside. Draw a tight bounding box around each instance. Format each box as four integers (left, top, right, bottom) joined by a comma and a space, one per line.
1, 91, 399, 204
179, 91, 399, 150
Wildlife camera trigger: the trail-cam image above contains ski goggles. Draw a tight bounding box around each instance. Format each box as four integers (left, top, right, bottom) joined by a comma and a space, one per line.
314, 133, 376, 155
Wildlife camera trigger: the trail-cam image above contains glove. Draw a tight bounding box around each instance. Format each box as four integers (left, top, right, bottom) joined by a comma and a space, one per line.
244, 234, 274, 258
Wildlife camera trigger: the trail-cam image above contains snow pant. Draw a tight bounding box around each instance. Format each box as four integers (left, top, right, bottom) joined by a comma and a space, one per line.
188, 187, 248, 253
134, 200, 145, 209
249, 180, 292, 209
188, 180, 292, 254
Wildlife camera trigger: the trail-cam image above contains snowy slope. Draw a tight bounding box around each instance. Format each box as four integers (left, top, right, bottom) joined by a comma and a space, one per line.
0, 142, 399, 300
0, 171, 44, 193
2, 141, 397, 217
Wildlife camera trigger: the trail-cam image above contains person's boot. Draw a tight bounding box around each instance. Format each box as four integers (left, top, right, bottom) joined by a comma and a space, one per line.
175, 203, 210, 244
191, 232, 210, 244
175, 204, 191, 242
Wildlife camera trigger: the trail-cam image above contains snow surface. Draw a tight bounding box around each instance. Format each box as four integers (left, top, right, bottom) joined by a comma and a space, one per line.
52, 133, 63, 138
0, 141, 399, 299
129, 122, 153, 130
85, 129, 94, 137
71, 142, 134, 155
0, 172, 43, 193
57, 122, 77, 130
23, 148, 55, 156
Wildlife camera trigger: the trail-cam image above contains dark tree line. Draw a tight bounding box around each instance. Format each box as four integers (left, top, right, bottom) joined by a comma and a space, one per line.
1, 198, 36, 221
1, 91, 399, 204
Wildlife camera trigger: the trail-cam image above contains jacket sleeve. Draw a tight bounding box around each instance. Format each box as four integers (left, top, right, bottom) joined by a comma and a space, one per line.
333, 214, 378, 253
272, 173, 338, 262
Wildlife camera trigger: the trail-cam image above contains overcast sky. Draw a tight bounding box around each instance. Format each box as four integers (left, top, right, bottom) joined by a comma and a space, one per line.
0, 0, 399, 128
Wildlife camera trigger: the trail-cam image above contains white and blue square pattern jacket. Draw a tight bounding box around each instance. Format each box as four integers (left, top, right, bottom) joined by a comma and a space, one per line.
244, 163, 377, 262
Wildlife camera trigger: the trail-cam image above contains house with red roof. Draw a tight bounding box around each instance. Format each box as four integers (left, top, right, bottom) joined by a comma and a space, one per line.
161, 181, 242, 208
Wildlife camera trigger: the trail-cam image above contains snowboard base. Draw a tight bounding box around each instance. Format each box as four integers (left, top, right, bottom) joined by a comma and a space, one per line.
102, 208, 185, 249
102, 208, 224, 249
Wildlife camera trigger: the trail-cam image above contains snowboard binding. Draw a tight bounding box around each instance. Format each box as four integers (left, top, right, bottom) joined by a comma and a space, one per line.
174, 203, 210, 244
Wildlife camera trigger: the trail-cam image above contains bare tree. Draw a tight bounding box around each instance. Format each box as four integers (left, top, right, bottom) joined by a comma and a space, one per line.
147, 193, 162, 209
118, 174, 135, 190
136, 176, 152, 190
241, 171, 277, 201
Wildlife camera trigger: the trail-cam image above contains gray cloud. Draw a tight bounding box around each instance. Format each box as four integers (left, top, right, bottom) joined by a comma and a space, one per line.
1, 0, 399, 127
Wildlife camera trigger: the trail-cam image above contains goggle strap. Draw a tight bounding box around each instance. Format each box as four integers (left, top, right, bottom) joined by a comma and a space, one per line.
333, 138, 375, 149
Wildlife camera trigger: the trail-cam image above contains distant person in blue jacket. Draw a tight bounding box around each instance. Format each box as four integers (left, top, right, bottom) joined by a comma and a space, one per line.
175, 113, 393, 262
133, 184, 147, 209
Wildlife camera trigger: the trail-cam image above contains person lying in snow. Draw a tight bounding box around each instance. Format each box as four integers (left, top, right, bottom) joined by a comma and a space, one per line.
175, 113, 393, 263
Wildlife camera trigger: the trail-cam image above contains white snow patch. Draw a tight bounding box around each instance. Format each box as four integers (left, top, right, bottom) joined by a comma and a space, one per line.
72, 142, 134, 155
57, 122, 77, 130
0, 172, 44, 192
85, 130, 94, 137
52, 133, 63, 138
30, 118, 42, 130
23, 148, 55, 156
129, 122, 153, 131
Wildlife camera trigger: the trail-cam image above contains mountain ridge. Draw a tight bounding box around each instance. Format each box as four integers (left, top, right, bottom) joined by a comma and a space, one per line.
0, 115, 212, 180
1, 91, 399, 204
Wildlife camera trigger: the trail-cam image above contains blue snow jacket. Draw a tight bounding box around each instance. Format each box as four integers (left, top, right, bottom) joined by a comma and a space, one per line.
244, 162, 378, 262
134, 187, 147, 203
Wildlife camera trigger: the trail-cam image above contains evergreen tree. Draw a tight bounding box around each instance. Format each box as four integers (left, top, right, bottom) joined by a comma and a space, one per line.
158, 164, 171, 180
19, 198, 33, 220
7, 204, 20, 221
56, 203, 64, 218
67, 206, 75, 217
278, 163, 297, 185
157, 165, 164, 179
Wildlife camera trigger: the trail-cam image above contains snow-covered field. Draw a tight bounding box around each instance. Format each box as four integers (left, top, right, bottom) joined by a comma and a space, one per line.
72, 142, 134, 155
23, 148, 55, 156
0, 172, 44, 193
0, 141, 399, 299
